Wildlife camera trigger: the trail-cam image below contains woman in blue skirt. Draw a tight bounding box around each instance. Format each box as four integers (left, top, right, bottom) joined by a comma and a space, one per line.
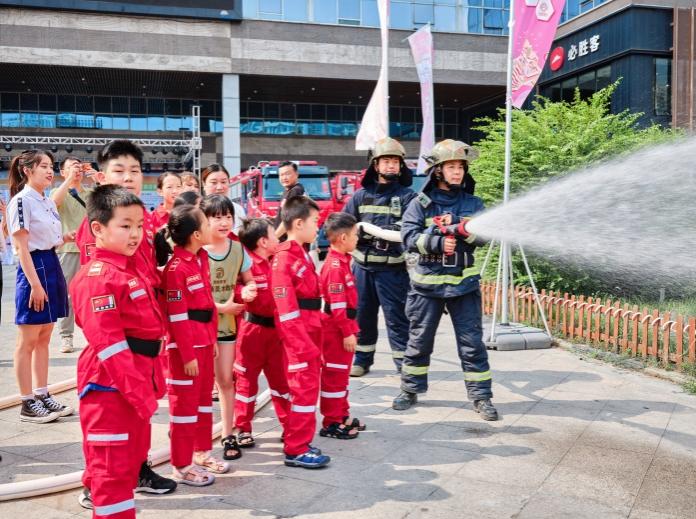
6, 150, 74, 423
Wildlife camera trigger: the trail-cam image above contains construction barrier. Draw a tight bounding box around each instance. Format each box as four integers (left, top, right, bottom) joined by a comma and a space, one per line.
481, 282, 696, 368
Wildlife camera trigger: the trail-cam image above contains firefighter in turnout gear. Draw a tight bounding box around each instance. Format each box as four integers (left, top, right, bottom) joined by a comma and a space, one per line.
343, 137, 416, 377
392, 139, 498, 421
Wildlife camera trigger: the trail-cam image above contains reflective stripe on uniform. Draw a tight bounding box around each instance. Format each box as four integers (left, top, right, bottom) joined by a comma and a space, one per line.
356, 343, 376, 353
170, 415, 198, 423
233, 363, 246, 372
270, 389, 290, 400
256, 282, 268, 289
279, 310, 300, 322
235, 393, 257, 403
358, 205, 391, 214
288, 362, 308, 370
403, 365, 429, 376
464, 370, 492, 382
416, 234, 428, 254
425, 217, 435, 227
331, 302, 347, 310
97, 341, 129, 361
410, 266, 479, 285
166, 343, 177, 350
169, 313, 188, 322
198, 406, 213, 413
86, 433, 128, 442
187, 282, 204, 291
291, 404, 316, 413
94, 498, 135, 516
166, 378, 193, 386
326, 362, 349, 370
351, 249, 405, 264
320, 390, 346, 398
296, 266, 307, 278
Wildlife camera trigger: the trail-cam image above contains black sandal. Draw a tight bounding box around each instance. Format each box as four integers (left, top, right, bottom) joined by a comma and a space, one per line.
344, 416, 367, 431
319, 422, 359, 440
221, 435, 242, 460
238, 431, 256, 448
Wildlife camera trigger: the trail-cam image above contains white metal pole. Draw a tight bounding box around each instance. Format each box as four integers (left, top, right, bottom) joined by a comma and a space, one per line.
500, 0, 516, 326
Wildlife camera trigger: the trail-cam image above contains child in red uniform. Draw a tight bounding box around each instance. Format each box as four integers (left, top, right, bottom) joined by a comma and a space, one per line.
233, 218, 291, 447
159, 204, 230, 486
71, 185, 171, 519
151, 172, 182, 231
271, 196, 330, 469
319, 213, 366, 439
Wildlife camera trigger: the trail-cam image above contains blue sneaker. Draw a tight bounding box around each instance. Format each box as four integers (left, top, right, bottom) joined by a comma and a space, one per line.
284, 449, 331, 469
308, 445, 322, 455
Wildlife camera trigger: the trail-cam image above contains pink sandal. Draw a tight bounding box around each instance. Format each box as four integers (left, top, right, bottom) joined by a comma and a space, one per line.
194, 451, 230, 474
172, 464, 215, 487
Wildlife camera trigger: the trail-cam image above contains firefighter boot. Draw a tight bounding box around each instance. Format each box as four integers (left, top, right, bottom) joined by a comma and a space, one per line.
473, 399, 499, 421
392, 391, 418, 411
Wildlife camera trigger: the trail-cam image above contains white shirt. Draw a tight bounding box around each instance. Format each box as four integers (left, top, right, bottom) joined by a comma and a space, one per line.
7, 185, 64, 251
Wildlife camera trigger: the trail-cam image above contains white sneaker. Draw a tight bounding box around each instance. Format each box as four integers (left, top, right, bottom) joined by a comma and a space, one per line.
60, 336, 74, 353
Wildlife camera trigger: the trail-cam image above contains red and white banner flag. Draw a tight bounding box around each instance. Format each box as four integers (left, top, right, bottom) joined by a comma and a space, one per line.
356, 0, 389, 150
408, 24, 435, 175
511, 0, 566, 108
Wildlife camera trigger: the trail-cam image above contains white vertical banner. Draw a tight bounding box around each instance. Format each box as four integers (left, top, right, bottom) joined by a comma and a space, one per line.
407, 23, 435, 174
355, 0, 390, 151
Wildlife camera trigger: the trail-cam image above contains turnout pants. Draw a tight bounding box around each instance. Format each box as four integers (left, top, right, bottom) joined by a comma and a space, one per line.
353, 265, 410, 370
81, 391, 147, 519
282, 327, 322, 456
167, 346, 214, 467
320, 328, 353, 427
233, 320, 290, 433
401, 290, 492, 400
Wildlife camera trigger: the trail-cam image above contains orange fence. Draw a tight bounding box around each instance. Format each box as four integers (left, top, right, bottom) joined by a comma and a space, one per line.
480, 282, 696, 369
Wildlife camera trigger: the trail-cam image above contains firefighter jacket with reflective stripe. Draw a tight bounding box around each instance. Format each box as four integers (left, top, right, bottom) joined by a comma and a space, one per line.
401, 187, 485, 298
343, 181, 416, 271
70, 247, 166, 420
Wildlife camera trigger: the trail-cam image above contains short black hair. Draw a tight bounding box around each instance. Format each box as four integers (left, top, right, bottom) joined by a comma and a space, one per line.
239, 218, 274, 251
280, 195, 319, 229
200, 194, 235, 219
97, 140, 144, 171
59, 156, 81, 170
87, 184, 144, 228
325, 212, 357, 242
278, 161, 298, 172
174, 190, 202, 207
157, 171, 181, 189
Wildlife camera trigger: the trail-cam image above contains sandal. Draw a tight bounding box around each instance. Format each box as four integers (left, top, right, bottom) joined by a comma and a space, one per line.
193, 451, 230, 474
172, 464, 215, 487
344, 416, 367, 431
319, 422, 359, 440
238, 431, 256, 449
220, 435, 242, 460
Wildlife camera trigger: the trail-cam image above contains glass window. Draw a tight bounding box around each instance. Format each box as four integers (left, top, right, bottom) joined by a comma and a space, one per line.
435, 5, 456, 31
75, 96, 93, 113
94, 96, 111, 113
483, 9, 503, 29
130, 117, 147, 131
361, 0, 379, 26
20, 93, 38, 111
148, 98, 165, 115
391, 2, 412, 29
312, 104, 326, 120
112, 116, 129, 130
112, 97, 129, 113
595, 65, 611, 91
314, 0, 337, 23
165, 98, 182, 116
39, 94, 57, 112
285, 0, 308, 21
561, 77, 578, 102
327, 105, 341, 121
248, 102, 263, 117
199, 100, 215, 116
484, 0, 503, 7
549, 82, 561, 102
96, 115, 113, 130
578, 71, 595, 99
414, 4, 434, 25
466, 7, 483, 33
342, 105, 357, 121
165, 116, 183, 131
296, 103, 311, 119
338, 0, 360, 23
76, 114, 95, 128
148, 116, 165, 131
259, 0, 281, 14
654, 58, 671, 116
2, 92, 20, 110
263, 171, 332, 200
279, 103, 295, 119
130, 97, 146, 115
264, 103, 279, 119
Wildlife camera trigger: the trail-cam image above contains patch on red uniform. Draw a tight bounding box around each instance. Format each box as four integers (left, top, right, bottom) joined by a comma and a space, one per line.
91, 294, 116, 312
167, 290, 182, 302
329, 283, 344, 294
186, 274, 202, 284
273, 287, 287, 299
291, 259, 303, 273
128, 278, 138, 289
331, 259, 340, 268
87, 262, 103, 277
169, 258, 181, 271
85, 243, 96, 257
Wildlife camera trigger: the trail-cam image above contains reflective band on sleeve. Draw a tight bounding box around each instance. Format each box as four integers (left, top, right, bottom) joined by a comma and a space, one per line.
330, 302, 347, 310
193, 344, 208, 348
346, 281, 354, 287
416, 234, 428, 255
296, 266, 307, 278
256, 283, 268, 289
187, 282, 204, 292
358, 205, 391, 214
97, 341, 129, 361
166, 343, 177, 350
170, 415, 198, 424
425, 217, 435, 227
326, 362, 349, 370
86, 433, 128, 442
235, 393, 257, 403
94, 499, 135, 516
166, 378, 193, 386
198, 406, 213, 413
356, 343, 376, 353
270, 389, 291, 400
403, 365, 429, 376
320, 390, 347, 398
233, 363, 247, 372
392, 351, 405, 359
169, 313, 188, 322
411, 267, 479, 286
351, 250, 405, 264
288, 362, 308, 370
129, 289, 146, 300
291, 404, 316, 413
464, 370, 492, 382
279, 310, 300, 322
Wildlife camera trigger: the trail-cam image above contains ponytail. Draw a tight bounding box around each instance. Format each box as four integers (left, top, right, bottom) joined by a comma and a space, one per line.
155, 204, 203, 265
154, 227, 173, 266
9, 149, 53, 198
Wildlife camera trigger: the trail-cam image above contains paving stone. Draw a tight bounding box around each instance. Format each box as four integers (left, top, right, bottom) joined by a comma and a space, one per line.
577, 409, 670, 454
632, 455, 696, 518
516, 492, 629, 518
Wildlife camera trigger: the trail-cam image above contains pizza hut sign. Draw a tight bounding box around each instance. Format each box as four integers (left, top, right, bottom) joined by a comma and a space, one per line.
549, 35, 601, 71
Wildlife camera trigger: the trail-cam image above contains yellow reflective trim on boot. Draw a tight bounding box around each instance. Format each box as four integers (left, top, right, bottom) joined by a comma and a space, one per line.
411, 266, 479, 285
463, 370, 492, 382
356, 343, 377, 353
403, 365, 429, 376
392, 351, 405, 359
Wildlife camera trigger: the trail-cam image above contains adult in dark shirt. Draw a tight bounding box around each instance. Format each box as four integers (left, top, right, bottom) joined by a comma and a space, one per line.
274, 161, 305, 239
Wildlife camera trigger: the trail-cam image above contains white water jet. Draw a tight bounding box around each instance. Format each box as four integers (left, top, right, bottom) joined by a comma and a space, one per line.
467, 137, 696, 291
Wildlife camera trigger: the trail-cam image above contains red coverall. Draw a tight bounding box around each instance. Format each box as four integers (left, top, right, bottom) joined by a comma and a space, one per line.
71, 248, 166, 519
271, 240, 323, 456
233, 251, 290, 433
319, 249, 360, 427
75, 211, 161, 289
150, 204, 169, 232
163, 246, 218, 468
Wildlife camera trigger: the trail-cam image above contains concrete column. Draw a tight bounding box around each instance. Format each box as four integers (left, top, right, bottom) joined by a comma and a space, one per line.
222, 74, 241, 174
